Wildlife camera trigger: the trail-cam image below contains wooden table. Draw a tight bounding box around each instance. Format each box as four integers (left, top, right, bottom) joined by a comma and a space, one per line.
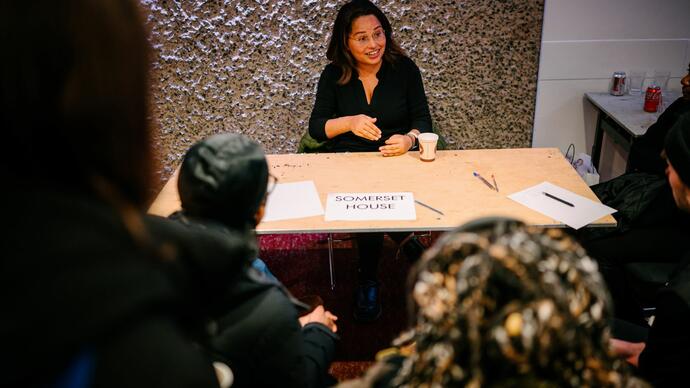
150, 148, 615, 288
585, 91, 680, 171
149, 148, 616, 232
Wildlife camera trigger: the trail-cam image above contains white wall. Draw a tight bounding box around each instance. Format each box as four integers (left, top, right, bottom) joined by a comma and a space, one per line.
533, 0, 690, 180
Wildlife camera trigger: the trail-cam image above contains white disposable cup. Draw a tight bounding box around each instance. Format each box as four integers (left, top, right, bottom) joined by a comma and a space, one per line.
418, 133, 439, 161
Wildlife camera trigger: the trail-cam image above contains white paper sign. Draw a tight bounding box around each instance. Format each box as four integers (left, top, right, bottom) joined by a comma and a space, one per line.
508, 181, 616, 229
263, 181, 324, 222
325, 192, 416, 221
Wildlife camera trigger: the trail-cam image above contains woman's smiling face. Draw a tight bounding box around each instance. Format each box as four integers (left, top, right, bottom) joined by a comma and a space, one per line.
347, 14, 386, 69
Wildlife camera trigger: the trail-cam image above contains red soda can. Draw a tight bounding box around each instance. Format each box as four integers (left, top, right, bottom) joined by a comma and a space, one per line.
644, 85, 661, 112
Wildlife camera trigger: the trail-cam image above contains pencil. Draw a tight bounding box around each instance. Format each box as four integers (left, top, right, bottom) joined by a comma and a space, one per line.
543, 192, 574, 207
491, 174, 499, 192
415, 200, 445, 216
473, 172, 497, 191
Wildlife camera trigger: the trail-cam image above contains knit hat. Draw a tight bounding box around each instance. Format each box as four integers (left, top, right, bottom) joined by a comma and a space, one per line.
178, 133, 268, 229
665, 112, 690, 186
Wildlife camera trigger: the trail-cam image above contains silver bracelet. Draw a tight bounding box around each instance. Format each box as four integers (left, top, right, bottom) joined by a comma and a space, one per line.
407, 133, 418, 150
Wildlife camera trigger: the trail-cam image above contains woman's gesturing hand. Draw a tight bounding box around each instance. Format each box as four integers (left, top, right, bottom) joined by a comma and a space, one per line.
350, 114, 381, 141
379, 134, 412, 156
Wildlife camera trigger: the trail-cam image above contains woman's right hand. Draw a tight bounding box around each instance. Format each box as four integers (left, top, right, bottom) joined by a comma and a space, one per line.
349, 114, 381, 141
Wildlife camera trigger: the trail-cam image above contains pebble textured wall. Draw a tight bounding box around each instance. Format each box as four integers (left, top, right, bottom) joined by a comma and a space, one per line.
141, 0, 544, 179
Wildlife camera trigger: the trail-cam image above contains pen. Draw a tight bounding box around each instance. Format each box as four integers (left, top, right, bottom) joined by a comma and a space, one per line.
415, 200, 445, 216
473, 172, 497, 191
491, 174, 499, 192
543, 192, 574, 207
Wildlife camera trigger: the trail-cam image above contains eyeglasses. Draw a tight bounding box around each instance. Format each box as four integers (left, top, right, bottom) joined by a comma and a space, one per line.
267, 173, 278, 195
349, 28, 386, 46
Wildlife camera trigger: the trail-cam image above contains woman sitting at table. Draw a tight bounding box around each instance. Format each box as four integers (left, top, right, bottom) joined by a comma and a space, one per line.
309, 0, 432, 322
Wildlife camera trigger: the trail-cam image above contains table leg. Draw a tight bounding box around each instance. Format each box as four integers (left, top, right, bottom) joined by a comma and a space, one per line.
591, 110, 604, 171
328, 233, 335, 290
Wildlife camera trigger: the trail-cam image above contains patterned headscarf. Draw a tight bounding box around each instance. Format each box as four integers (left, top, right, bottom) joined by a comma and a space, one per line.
392, 218, 635, 388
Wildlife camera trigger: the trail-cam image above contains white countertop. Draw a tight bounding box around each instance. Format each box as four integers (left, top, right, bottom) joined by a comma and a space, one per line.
585, 91, 681, 137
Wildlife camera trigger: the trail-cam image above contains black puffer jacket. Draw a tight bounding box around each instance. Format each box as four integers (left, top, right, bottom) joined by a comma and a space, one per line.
170, 211, 339, 388
583, 172, 667, 240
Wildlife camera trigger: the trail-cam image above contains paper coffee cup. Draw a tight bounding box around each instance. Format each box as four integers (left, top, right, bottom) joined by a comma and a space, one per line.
418, 133, 439, 161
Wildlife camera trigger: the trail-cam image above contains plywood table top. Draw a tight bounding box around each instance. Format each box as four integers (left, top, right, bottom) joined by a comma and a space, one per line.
148, 148, 616, 234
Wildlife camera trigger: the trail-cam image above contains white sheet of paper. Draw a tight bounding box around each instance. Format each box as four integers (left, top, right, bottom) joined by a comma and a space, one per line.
508, 181, 616, 229
325, 192, 416, 221
262, 181, 324, 222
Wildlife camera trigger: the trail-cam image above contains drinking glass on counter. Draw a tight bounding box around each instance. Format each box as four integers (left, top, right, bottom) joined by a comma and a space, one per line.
654, 70, 671, 90
628, 71, 645, 95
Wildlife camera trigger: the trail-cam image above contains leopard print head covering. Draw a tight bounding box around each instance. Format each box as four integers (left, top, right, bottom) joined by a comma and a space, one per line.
393, 218, 632, 388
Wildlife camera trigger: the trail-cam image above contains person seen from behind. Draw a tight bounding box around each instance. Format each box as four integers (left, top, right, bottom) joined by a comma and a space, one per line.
341, 218, 646, 387
1, 0, 228, 386
171, 132, 339, 387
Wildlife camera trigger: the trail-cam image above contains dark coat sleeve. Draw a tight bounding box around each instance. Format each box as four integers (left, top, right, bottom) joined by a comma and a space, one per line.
210, 286, 338, 388
405, 59, 432, 133
301, 323, 339, 387
309, 65, 339, 141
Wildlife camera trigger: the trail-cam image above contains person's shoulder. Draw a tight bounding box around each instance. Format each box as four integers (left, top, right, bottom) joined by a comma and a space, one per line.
667, 96, 690, 114
147, 214, 256, 281
388, 55, 421, 78
395, 55, 420, 71
320, 63, 342, 80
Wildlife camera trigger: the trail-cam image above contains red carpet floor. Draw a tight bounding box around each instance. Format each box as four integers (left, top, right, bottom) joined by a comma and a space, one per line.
258, 233, 431, 380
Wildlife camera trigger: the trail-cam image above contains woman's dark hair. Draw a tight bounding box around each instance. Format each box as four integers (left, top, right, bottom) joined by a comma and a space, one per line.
326, 0, 406, 85
0, 0, 153, 208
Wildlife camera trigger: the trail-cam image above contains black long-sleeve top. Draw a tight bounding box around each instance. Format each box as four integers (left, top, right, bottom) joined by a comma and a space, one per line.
309, 56, 432, 152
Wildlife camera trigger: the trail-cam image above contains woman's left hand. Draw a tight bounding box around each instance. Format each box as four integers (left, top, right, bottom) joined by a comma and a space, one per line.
379, 134, 412, 157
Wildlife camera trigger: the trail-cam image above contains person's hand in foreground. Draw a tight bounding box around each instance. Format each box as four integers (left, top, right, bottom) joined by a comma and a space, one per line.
610, 338, 646, 367
299, 305, 338, 333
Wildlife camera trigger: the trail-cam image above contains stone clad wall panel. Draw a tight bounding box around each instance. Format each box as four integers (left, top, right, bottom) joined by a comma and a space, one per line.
141, 0, 543, 179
